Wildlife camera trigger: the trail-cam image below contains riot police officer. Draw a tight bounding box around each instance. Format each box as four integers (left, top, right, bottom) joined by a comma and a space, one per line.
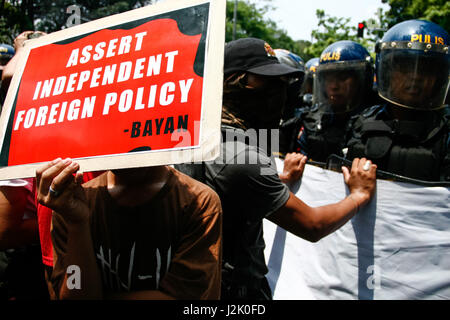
293, 41, 374, 162
274, 49, 305, 121
300, 57, 319, 111
274, 48, 306, 156
346, 19, 450, 182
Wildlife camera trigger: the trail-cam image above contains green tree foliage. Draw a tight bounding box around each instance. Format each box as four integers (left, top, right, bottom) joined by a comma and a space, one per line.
225, 0, 302, 57
2, 0, 304, 58
0, 0, 154, 45
34, 1, 154, 32
304, 9, 375, 59
382, 0, 449, 31
295, 39, 314, 62
0, 1, 34, 44
364, 7, 390, 42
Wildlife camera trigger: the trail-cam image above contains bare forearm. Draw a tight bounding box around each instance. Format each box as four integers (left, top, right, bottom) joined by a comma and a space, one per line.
308, 195, 361, 240
269, 192, 365, 242
56, 221, 103, 300
35, 159, 101, 299
272, 157, 376, 243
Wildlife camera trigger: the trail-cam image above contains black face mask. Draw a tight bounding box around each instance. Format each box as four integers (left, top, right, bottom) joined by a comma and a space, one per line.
223, 74, 288, 130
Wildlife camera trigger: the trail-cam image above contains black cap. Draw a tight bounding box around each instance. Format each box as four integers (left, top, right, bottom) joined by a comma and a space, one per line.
224, 38, 302, 77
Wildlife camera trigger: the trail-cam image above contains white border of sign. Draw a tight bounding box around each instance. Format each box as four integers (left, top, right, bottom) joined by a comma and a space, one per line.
0, 0, 225, 180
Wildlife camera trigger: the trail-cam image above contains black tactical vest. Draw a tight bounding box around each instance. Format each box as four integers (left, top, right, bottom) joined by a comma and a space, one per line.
301, 108, 351, 163
347, 106, 450, 181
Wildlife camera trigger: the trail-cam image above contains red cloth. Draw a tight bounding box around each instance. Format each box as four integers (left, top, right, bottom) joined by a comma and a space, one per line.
34, 171, 103, 266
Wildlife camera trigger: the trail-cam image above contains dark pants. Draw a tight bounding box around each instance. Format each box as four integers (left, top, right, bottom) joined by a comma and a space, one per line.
221, 273, 272, 300
0, 245, 49, 300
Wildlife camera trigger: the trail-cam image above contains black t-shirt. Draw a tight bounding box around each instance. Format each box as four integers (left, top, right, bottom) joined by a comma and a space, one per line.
176, 126, 290, 299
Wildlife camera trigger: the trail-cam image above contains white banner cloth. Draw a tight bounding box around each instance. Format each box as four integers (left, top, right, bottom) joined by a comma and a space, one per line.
264, 159, 450, 300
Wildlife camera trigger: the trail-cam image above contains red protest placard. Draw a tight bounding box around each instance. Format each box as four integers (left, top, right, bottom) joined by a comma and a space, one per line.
0, 0, 225, 179
12, 18, 203, 164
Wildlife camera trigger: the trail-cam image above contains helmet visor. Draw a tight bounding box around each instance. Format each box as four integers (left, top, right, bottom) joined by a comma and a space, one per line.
301, 72, 314, 95
314, 61, 370, 114
377, 46, 450, 110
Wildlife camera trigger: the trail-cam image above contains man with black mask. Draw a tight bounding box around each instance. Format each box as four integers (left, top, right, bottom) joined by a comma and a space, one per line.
176, 37, 377, 300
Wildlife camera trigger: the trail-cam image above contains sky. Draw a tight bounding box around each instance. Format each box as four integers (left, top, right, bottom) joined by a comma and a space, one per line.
248, 0, 390, 41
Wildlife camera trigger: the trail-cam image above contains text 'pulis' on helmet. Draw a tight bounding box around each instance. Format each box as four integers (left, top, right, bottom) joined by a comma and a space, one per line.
305, 57, 319, 75
375, 19, 449, 110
